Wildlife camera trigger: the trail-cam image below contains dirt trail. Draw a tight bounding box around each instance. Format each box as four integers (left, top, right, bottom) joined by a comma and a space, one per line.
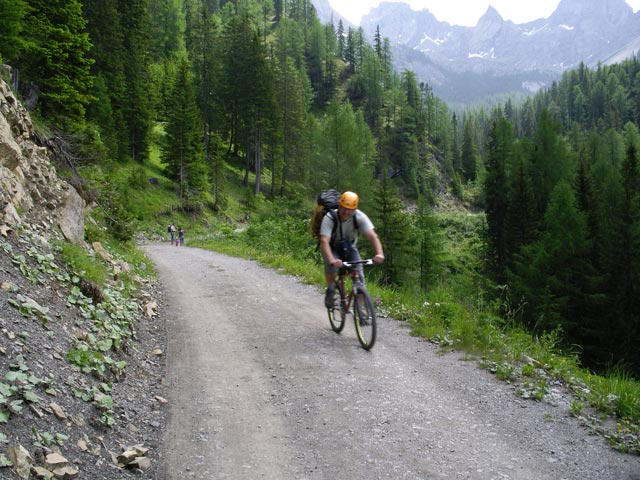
144, 244, 640, 480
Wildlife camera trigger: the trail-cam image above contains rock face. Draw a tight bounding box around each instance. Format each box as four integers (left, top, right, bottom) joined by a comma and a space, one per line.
0, 76, 85, 242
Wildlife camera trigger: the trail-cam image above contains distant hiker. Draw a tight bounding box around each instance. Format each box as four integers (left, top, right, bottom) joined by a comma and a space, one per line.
169, 224, 176, 243
178, 228, 185, 246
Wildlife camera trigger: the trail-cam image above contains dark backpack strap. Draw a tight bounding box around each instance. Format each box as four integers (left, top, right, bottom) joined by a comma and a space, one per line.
329, 209, 340, 245
315, 209, 339, 252
330, 209, 360, 244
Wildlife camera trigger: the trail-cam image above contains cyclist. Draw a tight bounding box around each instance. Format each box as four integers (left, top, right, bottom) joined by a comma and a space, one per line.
319, 191, 384, 308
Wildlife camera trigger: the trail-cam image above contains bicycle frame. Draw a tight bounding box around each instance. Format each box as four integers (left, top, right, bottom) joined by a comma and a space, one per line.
335, 267, 359, 313
327, 259, 377, 349
336, 259, 372, 311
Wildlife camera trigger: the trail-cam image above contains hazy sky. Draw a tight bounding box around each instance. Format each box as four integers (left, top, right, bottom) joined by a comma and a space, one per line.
328, 0, 640, 26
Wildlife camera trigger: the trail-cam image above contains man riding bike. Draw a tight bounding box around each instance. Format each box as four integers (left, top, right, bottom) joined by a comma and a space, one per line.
319, 191, 384, 308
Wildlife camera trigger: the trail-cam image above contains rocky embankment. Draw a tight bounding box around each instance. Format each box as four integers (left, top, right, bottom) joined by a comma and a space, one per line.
0, 73, 166, 479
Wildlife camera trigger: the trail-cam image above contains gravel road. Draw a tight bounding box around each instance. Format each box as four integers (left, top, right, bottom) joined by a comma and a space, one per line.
143, 244, 640, 480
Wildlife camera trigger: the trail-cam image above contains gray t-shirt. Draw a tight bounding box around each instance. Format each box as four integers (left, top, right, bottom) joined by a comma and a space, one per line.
319, 209, 374, 245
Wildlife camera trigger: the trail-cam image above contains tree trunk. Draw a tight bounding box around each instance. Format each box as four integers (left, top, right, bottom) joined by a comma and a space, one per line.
254, 126, 261, 196
243, 128, 251, 187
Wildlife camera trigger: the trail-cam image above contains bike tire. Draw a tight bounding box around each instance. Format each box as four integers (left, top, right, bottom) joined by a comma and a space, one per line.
327, 282, 346, 333
353, 286, 376, 350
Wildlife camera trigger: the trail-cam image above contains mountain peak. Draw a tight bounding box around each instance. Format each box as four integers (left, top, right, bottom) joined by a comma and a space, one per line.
552, 0, 632, 22
479, 5, 503, 23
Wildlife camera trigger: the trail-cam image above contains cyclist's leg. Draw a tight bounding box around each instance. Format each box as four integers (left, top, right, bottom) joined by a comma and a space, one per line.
323, 246, 340, 307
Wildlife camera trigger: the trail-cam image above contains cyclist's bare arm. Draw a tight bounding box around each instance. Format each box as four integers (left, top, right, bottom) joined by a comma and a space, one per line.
319, 235, 343, 268
363, 229, 385, 264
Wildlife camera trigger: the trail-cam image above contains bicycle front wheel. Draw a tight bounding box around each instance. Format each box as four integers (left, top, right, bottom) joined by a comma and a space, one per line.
327, 283, 346, 333
353, 286, 376, 350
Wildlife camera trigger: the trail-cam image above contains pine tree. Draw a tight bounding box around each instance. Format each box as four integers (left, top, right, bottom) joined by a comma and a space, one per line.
149, 0, 185, 61
509, 182, 594, 339
371, 172, 414, 286
415, 198, 443, 291
220, 14, 275, 194
609, 139, 640, 368
275, 58, 310, 195
18, 0, 94, 126
484, 116, 513, 278
529, 108, 572, 219
323, 98, 373, 196
461, 114, 479, 182
84, 0, 128, 159
118, 0, 153, 162
0, 0, 29, 64
163, 58, 206, 204
505, 144, 537, 257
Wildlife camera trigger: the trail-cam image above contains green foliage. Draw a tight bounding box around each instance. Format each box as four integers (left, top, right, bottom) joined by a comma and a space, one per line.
79, 166, 136, 242
371, 173, 414, 286
58, 241, 109, 287
484, 115, 513, 276
0, 0, 29, 63
162, 57, 208, 205
17, 0, 94, 126
32, 428, 68, 448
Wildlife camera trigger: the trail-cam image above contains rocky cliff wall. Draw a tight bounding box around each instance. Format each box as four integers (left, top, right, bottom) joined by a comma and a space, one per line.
0, 78, 85, 243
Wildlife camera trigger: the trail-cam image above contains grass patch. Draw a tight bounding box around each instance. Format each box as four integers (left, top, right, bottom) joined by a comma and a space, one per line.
57, 241, 109, 287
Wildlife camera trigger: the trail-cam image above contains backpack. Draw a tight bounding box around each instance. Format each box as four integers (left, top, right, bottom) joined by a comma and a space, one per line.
308, 189, 359, 245
309, 189, 341, 240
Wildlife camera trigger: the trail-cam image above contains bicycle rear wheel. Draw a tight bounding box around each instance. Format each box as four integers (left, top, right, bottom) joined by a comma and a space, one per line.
327, 283, 346, 333
353, 286, 376, 350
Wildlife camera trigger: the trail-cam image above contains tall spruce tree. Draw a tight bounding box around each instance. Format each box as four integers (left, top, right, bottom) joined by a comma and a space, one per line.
415, 198, 443, 291
275, 57, 309, 195
529, 108, 571, 220
505, 143, 537, 257
372, 171, 414, 286
18, 0, 94, 126
484, 116, 514, 278
84, 0, 128, 159
220, 14, 275, 194
509, 182, 593, 339
461, 114, 479, 182
0, 0, 29, 64
163, 58, 206, 204
118, 0, 153, 162
609, 138, 640, 369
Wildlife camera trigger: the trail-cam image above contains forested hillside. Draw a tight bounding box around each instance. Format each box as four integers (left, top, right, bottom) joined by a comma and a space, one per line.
0, 0, 639, 376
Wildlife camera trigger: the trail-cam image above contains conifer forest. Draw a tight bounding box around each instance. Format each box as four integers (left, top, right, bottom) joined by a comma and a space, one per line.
1, 0, 639, 374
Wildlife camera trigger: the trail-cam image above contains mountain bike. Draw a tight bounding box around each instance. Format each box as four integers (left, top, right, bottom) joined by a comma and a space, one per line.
327, 259, 377, 350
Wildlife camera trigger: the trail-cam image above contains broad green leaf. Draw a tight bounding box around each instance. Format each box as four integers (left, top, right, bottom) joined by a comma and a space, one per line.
23, 390, 40, 403
5, 371, 28, 382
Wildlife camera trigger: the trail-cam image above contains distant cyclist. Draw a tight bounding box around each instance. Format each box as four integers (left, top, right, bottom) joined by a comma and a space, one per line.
319, 191, 384, 308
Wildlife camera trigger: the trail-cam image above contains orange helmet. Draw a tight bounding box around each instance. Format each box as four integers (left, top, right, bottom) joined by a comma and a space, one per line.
339, 191, 359, 209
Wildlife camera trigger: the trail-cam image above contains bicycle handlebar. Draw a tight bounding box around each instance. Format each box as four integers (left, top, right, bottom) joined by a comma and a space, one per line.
342, 259, 374, 268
